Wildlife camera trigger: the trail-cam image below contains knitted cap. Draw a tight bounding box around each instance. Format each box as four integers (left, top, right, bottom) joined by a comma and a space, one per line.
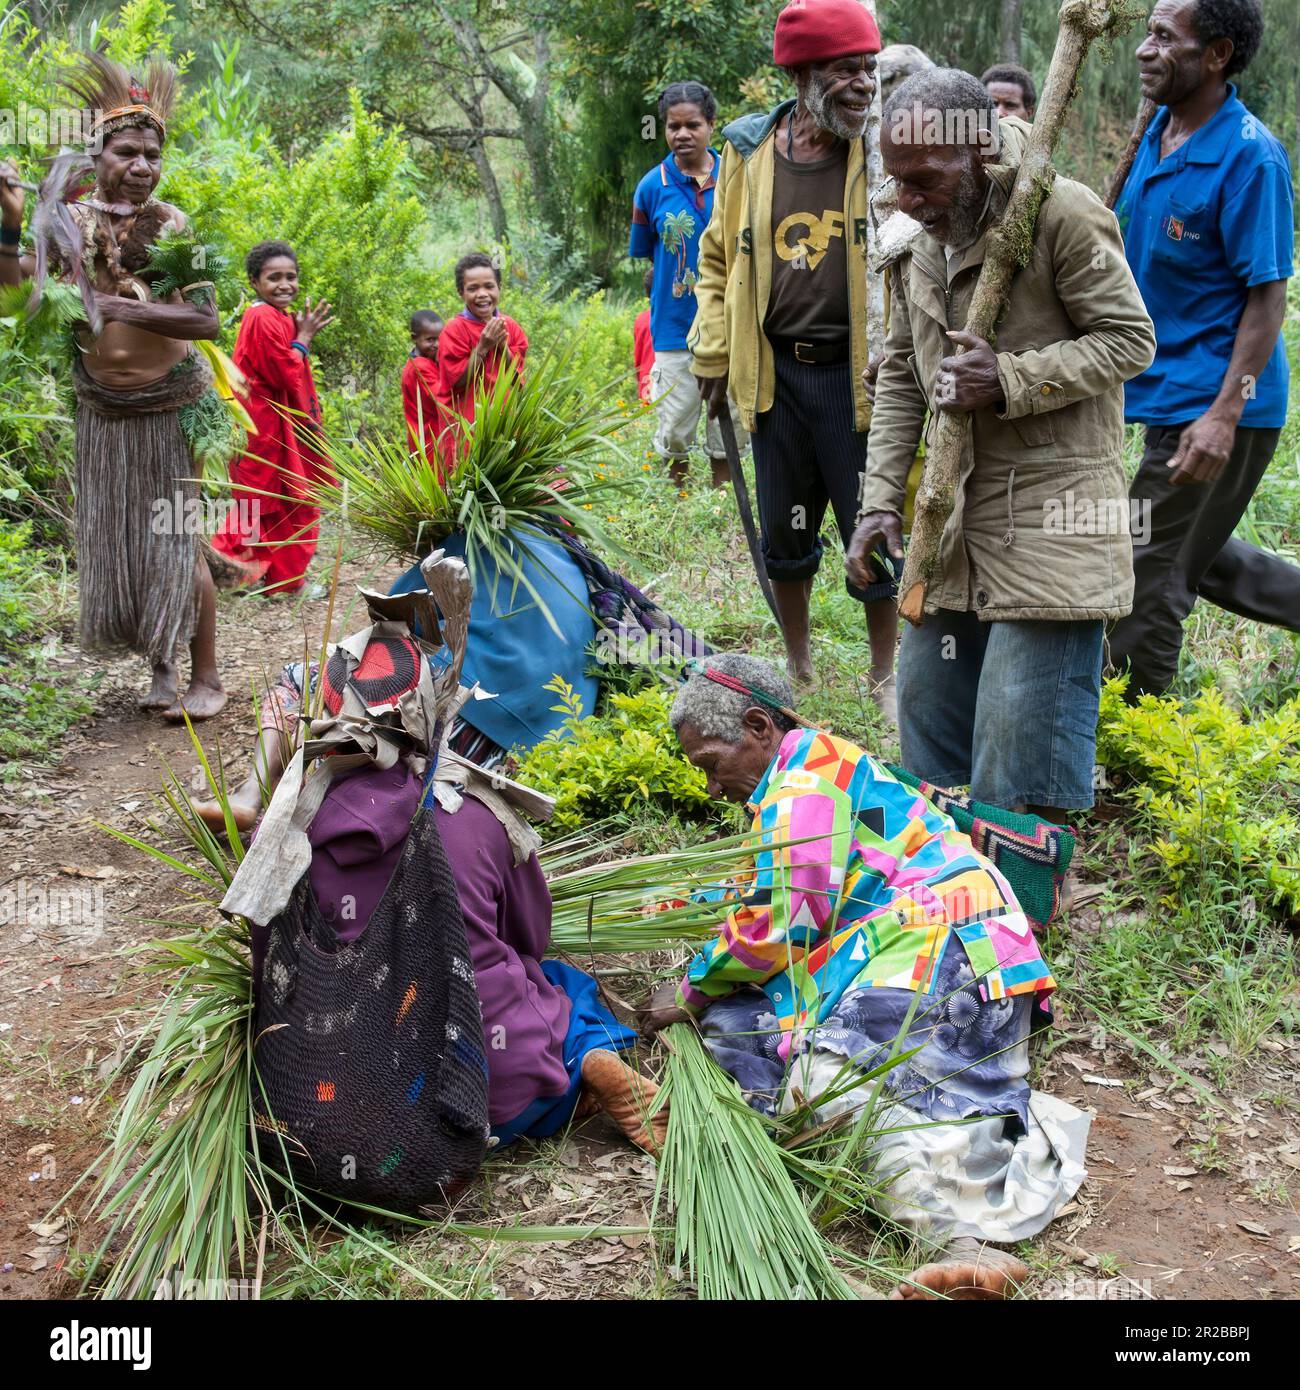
322, 634, 423, 716
773, 0, 882, 68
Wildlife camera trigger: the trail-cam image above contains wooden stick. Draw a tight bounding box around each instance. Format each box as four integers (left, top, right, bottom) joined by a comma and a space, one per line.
863, 0, 886, 362
1105, 95, 1156, 210
895, 0, 1141, 627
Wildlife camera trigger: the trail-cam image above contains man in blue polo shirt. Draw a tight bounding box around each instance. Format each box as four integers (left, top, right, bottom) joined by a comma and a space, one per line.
1108, 0, 1296, 699
630, 80, 748, 490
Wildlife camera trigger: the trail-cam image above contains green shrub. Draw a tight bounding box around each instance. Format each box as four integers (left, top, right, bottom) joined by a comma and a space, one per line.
514, 675, 711, 831
1096, 676, 1300, 911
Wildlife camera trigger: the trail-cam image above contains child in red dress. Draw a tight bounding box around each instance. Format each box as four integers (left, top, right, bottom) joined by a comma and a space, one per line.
211, 240, 333, 593
435, 252, 528, 471
400, 308, 445, 471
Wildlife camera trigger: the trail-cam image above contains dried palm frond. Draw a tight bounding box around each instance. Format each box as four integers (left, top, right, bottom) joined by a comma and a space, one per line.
25, 152, 101, 332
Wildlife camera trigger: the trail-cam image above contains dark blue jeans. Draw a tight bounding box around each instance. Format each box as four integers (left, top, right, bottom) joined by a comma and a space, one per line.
897, 611, 1104, 811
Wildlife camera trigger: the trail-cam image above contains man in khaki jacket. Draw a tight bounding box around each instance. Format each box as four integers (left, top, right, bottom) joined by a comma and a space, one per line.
847, 68, 1156, 820
690, 0, 897, 714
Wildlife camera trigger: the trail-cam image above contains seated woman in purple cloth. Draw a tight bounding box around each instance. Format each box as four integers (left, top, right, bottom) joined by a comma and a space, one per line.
232, 644, 667, 1155
297, 756, 666, 1150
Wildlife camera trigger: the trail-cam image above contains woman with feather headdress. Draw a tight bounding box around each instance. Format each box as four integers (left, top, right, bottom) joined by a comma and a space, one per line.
0, 50, 230, 721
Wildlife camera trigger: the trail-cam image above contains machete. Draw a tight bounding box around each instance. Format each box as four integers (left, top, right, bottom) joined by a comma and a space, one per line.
716, 410, 783, 631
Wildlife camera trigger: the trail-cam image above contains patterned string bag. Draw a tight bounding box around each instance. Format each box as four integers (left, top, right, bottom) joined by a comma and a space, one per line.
226, 552, 491, 1206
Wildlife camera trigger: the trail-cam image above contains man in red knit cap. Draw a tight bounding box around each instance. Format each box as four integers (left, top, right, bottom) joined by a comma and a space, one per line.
689, 0, 899, 721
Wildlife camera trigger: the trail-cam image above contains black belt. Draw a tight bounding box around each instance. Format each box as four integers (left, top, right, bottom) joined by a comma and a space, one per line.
769, 337, 851, 365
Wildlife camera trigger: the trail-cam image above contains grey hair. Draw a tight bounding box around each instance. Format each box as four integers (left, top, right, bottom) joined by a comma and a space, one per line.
883, 66, 1000, 156
669, 654, 796, 745
877, 44, 935, 103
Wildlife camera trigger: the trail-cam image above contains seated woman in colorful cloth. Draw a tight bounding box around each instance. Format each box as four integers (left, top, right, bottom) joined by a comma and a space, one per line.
642, 653, 1089, 1301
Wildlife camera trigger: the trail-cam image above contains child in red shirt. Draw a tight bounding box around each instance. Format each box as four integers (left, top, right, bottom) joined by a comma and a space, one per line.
401, 308, 445, 470
211, 239, 333, 594
633, 265, 654, 404
436, 253, 528, 468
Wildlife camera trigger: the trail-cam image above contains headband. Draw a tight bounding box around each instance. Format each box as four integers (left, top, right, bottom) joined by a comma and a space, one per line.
89, 104, 167, 142
685, 659, 824, 731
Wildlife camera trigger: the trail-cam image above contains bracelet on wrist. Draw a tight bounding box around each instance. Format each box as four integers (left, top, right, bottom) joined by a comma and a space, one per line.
0, 223, 21, 247
290, 339, 309, 356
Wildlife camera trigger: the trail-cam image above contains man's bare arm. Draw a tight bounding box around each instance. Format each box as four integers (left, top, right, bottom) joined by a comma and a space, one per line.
1167, 279, 1288, 485
96, 292, 220, 341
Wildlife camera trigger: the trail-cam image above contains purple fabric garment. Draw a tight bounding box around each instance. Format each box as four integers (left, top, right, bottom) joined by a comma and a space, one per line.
304, 764, 572, 1125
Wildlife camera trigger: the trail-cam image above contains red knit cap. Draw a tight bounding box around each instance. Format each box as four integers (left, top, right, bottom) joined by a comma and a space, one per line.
773, 0, 882, 68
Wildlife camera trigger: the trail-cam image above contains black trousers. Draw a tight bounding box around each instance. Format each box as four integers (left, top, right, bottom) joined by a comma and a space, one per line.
751, 349, 897, 604
1108, 423, 1300, 697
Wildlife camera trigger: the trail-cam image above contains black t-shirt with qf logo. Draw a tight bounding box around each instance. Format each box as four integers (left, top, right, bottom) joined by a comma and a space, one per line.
764, 140, 851, 344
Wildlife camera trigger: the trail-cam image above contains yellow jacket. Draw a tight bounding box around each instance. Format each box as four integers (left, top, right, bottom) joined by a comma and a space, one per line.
688, 99, 877, 433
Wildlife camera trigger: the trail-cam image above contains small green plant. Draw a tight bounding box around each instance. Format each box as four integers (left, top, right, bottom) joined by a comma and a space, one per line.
514, 675, 712, 830
1096, 676, 1300, 912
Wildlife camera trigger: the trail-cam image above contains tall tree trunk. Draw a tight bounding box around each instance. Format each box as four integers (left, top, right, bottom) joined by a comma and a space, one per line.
468, 138, 509, 242
1000, 0, 1024, 63
453, 81, 510, 242
431, 3, 565, 241
517, 28, 564, 239
897, 0, 1140, 627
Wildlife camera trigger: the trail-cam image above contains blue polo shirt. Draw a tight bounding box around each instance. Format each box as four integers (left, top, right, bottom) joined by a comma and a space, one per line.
628, 150, 720, 352
1116, 85, 1293, 429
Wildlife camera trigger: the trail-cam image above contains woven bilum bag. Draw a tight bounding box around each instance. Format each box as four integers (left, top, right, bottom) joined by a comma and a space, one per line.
253, 799, 489, 1205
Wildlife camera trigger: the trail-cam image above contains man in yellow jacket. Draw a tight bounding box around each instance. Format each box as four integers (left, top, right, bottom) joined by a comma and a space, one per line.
690, 0, 897, 719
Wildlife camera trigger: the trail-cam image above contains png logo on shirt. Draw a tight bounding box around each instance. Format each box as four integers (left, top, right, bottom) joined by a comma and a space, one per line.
1164, 214, 1200, 243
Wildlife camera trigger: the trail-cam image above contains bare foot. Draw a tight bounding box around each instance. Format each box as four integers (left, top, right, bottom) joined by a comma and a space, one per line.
787, 659, 817, 692
192, 793, 261, 836
139, 662, 179, 711
709, 456, 730, 490
870, 671, 898, 727
579, 1049, 668, 1156
891, 1241, 1027, 1300
163, 679, 228, 723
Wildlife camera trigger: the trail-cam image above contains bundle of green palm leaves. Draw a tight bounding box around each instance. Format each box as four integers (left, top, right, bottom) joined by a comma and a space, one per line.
652, 1025, 859, 1300
311, 347, 635, 626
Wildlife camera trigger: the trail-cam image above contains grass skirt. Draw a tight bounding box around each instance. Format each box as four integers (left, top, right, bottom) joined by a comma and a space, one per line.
72, 353, 213, 666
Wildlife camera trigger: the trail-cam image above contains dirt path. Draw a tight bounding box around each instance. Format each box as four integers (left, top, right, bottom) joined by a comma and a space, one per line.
1, 569, 1298, 1300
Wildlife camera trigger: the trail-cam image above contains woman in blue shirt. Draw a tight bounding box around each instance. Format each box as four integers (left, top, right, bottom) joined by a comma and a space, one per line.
629, 81, 748, 490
